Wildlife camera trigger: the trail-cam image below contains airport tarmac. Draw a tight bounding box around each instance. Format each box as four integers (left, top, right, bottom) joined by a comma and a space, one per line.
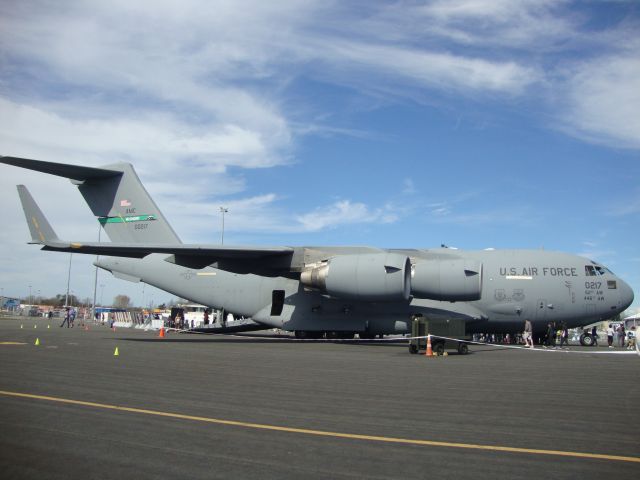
0, 316, 638, 479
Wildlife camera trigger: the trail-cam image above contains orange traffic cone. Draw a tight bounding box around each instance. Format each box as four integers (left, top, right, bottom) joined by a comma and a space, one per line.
425, 334, 433, 357
159, 327, 165, 338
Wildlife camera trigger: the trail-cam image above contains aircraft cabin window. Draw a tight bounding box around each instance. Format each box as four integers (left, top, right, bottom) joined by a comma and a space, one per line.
607, 280, 617, 289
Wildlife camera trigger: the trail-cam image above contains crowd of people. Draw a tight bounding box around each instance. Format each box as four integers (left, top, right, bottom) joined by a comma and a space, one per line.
605, 322, 636, 349
471, 320, 636, 350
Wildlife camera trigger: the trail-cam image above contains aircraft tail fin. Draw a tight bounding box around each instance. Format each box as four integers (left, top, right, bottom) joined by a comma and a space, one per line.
17, 184, 60, 244
2, 156, 181, 245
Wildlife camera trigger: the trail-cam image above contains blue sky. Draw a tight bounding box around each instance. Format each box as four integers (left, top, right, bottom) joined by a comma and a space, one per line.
0, 1, 638, 313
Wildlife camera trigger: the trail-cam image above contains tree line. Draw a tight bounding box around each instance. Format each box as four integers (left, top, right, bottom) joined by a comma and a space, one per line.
21, 293, 133, 309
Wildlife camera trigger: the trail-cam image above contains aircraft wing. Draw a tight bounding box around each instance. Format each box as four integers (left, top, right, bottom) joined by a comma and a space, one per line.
17, 184, 293, 270
45, 241, 294, 270
41, 240, 293, 260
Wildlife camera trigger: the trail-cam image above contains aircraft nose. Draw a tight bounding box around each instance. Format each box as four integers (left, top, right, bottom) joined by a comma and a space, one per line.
619, 278, 634, 311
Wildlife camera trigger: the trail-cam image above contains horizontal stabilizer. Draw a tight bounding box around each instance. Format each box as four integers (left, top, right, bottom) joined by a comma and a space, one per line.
1, 156, 122, 182
16, 185, 60, 244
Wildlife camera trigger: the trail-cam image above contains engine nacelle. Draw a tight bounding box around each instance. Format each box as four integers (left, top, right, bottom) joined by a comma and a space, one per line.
411, 258, 482, 301
300, 253, 411, 302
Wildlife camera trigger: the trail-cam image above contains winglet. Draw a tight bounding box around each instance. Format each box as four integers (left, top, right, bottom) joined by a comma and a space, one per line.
16, 185, 60, 244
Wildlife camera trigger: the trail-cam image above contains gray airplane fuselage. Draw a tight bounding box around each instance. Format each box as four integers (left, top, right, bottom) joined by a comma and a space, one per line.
96, 247, 633, 336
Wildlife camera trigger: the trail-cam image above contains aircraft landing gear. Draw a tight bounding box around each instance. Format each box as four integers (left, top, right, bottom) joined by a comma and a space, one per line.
579, 333, 595, 346
294, 330, 324, 339
326, 331, 355, 339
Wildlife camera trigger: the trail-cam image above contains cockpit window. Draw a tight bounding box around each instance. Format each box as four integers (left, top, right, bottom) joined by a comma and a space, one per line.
585, 264, 612, 276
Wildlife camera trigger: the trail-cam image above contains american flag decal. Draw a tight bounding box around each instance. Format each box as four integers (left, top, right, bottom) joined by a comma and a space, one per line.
120, 199, 131, 207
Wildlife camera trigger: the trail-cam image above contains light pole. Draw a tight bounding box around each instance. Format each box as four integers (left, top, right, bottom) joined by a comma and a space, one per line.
100, 284, 105, 306
220, 206, 228, 245
28, 285, 32, 306
91, 222, 102, 322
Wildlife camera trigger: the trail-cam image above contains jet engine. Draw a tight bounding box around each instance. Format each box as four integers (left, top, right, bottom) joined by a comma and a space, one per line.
300, 253, 411, 302
411, 258, 482, 301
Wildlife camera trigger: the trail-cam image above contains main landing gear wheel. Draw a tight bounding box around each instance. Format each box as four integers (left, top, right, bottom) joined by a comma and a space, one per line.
434, 342, 445, 356
409, 343, 419, 354
579, 333, 595, 347
457, 343, 469, 355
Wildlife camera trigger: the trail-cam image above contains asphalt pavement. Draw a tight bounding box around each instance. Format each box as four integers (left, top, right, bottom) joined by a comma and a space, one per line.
1, 315, 639, 479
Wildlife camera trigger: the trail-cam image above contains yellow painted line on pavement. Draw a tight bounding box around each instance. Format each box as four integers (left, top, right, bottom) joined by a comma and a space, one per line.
0, 342, 27, 345
0, 389, 638, 464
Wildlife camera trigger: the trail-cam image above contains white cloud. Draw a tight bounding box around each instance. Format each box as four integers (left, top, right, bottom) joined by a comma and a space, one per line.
559, 53, 640, 149
296, 200, 397, 232
424, 202, 453, 217
412, 0, 573, 48
0, 98, 274, 163
313, 40, 538, 95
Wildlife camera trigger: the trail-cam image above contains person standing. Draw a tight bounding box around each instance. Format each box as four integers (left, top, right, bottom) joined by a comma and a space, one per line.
544, 322, 555, 348
591, 325, 598, 346
523, 319, 534, 349
607, 324, 615, 348
60, 307, 70, 328
559, 322, 569, 348
619, 324, 626, 347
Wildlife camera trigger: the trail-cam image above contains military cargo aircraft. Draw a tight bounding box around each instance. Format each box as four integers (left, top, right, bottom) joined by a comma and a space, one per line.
1, 156, 634, 341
